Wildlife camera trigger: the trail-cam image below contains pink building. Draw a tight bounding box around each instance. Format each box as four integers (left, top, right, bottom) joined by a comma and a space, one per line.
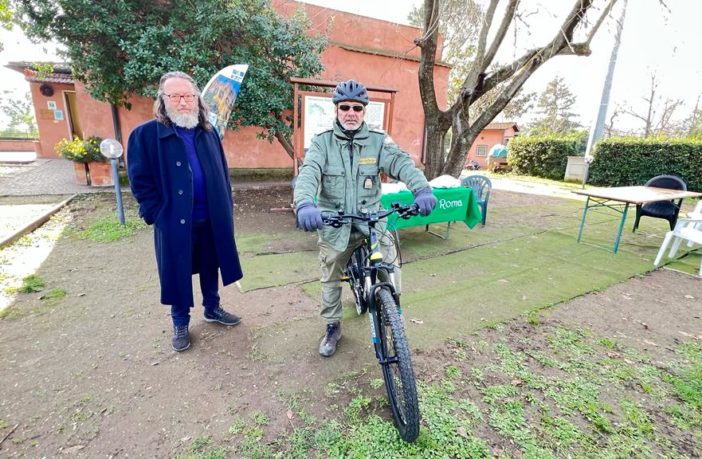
8, 1, 450, 174
464, 122, 519, 170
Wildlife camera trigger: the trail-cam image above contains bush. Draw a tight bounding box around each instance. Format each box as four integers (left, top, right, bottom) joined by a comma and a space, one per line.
588, 137, 702, 191
54, 136, 104, 163
508, 135, 582, 180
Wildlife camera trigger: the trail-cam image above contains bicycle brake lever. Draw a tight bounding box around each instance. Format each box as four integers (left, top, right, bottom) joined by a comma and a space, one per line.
398, 204, 420, 219
323, 218, 342, 228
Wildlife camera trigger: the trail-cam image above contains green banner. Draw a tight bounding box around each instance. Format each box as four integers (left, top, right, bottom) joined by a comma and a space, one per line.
380, 187, 482, 231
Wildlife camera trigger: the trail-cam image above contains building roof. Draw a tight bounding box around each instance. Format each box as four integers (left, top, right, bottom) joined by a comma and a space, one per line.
5, 61, 74, 84
485, 122, 519, 132
333, 42, 451, 68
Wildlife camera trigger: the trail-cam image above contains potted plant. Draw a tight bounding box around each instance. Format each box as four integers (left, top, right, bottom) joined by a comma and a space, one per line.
55, 136, 112, 186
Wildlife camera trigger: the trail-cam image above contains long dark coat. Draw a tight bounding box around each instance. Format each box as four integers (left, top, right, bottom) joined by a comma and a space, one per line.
127, 119, 243, 306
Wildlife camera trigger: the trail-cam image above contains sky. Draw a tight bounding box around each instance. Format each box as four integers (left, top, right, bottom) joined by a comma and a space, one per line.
1, 0, 700, 132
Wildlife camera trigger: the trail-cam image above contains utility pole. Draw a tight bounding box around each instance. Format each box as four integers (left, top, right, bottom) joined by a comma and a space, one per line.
583, 0, 628, 187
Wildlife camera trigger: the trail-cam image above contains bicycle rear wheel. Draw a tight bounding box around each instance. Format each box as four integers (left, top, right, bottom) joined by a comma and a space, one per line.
375, 288, 420, 442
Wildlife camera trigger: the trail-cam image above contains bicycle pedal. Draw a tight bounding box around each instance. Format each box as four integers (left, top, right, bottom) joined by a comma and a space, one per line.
340, 275, 350, 281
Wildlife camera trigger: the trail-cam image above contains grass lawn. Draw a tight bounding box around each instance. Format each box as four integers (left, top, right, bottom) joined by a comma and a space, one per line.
5, 188, 698, 457
210, 189, 702, 458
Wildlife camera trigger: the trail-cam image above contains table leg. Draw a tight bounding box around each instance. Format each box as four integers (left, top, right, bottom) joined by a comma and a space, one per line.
577, 197, 590, 243
612, 203, 629, 253
425, 222, 451, 239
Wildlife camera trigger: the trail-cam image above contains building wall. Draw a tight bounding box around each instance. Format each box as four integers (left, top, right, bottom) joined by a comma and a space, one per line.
0, 139, 35, 152
466, 127, 518, 169
273, 0, 430, 59
274, 0, 449, 165
74, 81, 117, 142
28, 81, 76, 158
29, 1, 450, 171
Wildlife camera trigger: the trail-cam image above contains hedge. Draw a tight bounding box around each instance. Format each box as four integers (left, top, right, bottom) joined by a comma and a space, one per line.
507, 136, 582, 180
589, 137, 702, 191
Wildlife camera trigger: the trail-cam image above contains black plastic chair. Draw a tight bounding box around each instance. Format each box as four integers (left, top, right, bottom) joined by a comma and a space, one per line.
461, 174, 492, 226
633, 175, 687, 232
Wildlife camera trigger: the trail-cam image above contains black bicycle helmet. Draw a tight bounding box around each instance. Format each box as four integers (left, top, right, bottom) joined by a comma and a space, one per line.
332, 79, 369, 105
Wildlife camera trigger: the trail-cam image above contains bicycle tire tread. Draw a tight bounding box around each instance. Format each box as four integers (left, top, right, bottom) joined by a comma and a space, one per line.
377, 288, 420, 442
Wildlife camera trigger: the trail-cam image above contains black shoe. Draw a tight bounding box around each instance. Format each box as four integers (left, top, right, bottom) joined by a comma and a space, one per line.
319, 321, 342, 357
204, 306, 241, 326
172, 325, 190, 352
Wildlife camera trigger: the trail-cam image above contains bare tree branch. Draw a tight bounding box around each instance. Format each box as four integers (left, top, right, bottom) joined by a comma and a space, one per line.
583, 0, 619, 46
415, 0, 622, 178
416, 0, 443, 122
478, 0, 605, 102
482, 0, 519, 69
620, 72, 685, 137
474, 0, 499, 67
480, 49, 539, 96
274, 129, 296, 162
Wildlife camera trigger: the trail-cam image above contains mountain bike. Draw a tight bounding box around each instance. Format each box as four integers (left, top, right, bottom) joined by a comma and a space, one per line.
322, 203, 421, 442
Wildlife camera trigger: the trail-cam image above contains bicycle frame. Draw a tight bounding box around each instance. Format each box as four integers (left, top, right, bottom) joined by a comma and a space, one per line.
324, 204, 412, 297
322, 203, 421, 442
324, 205, 412, 351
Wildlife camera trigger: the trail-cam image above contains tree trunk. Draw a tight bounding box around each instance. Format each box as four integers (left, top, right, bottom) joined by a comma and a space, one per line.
445, 129, 475, 177
423, 122, 446, 179
274, 129, 302, 170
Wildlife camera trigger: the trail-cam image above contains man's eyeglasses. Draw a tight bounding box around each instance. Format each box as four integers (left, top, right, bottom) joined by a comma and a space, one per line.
338, 104, 364, 112
165, 93, 196, 102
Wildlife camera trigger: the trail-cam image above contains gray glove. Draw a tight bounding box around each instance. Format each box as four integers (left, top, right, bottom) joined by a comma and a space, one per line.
413, 187, 437, 216
296, 201, 324, 231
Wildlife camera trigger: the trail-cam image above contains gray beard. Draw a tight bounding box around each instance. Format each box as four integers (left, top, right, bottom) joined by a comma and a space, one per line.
166, 106, 199, 129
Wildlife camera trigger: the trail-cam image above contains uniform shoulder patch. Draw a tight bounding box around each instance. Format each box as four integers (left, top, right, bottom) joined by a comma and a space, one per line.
369, 129, 396, 145
314, 129, 333, 138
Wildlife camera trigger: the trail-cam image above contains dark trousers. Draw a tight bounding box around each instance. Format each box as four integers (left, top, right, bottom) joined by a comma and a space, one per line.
171, 219, 220, 327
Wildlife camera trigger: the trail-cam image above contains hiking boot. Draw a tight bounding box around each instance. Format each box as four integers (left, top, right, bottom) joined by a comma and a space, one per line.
204, 306, 241, 326
319, 321, 342, 357
172, 325, 191, 352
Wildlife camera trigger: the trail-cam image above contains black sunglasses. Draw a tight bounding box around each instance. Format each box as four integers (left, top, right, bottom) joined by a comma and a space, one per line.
338, 104, 364, 112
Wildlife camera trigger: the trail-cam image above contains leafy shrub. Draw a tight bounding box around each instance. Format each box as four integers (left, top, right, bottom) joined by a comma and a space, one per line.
54, 136, 104, 163
508, 135, 582, 179
589, 137, 702, 191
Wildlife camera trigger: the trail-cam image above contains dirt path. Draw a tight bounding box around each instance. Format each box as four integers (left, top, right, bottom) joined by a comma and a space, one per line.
0, 188, 700, 457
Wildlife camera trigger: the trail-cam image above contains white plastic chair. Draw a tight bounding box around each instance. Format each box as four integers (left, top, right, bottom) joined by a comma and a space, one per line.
654, 200, 702, 276
677, 200, 702, 248
686, 200, 702, 246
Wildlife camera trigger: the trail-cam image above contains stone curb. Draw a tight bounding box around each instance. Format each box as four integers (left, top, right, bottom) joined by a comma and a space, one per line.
0, 194, 77, 249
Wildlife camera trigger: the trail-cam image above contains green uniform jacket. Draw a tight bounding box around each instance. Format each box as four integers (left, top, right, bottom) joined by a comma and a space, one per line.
294, 121, 430, 251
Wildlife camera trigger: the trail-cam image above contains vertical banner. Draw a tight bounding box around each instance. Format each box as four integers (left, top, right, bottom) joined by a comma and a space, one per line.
201, 65, 249, 139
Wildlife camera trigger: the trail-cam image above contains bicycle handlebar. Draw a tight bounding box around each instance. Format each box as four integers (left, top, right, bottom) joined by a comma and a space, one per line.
321, 203, 419, 228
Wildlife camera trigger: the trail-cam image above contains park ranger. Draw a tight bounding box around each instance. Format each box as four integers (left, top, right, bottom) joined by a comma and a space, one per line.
293, 79, 436, 357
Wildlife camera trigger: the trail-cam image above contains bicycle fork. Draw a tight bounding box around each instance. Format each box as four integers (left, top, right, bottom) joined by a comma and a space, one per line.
367, 282, 398, 362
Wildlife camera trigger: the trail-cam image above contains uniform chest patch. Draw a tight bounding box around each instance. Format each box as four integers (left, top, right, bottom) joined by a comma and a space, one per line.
358, 157, 377, 165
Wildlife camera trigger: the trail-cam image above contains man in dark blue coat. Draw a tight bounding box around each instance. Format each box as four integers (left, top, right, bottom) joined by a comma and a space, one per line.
127, 71, 243, 352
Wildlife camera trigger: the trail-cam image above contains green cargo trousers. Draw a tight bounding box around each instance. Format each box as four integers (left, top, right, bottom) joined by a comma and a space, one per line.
318, 229, 401, 324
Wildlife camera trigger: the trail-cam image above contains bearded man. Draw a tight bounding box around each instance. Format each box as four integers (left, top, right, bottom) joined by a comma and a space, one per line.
127, 71, 243, 352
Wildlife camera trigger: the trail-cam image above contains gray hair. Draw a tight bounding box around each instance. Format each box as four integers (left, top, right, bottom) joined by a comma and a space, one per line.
153, 71, 212, 130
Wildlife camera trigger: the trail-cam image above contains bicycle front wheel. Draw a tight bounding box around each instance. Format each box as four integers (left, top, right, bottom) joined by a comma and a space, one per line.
347, 247, 368, 315
376, 288, 420, 442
